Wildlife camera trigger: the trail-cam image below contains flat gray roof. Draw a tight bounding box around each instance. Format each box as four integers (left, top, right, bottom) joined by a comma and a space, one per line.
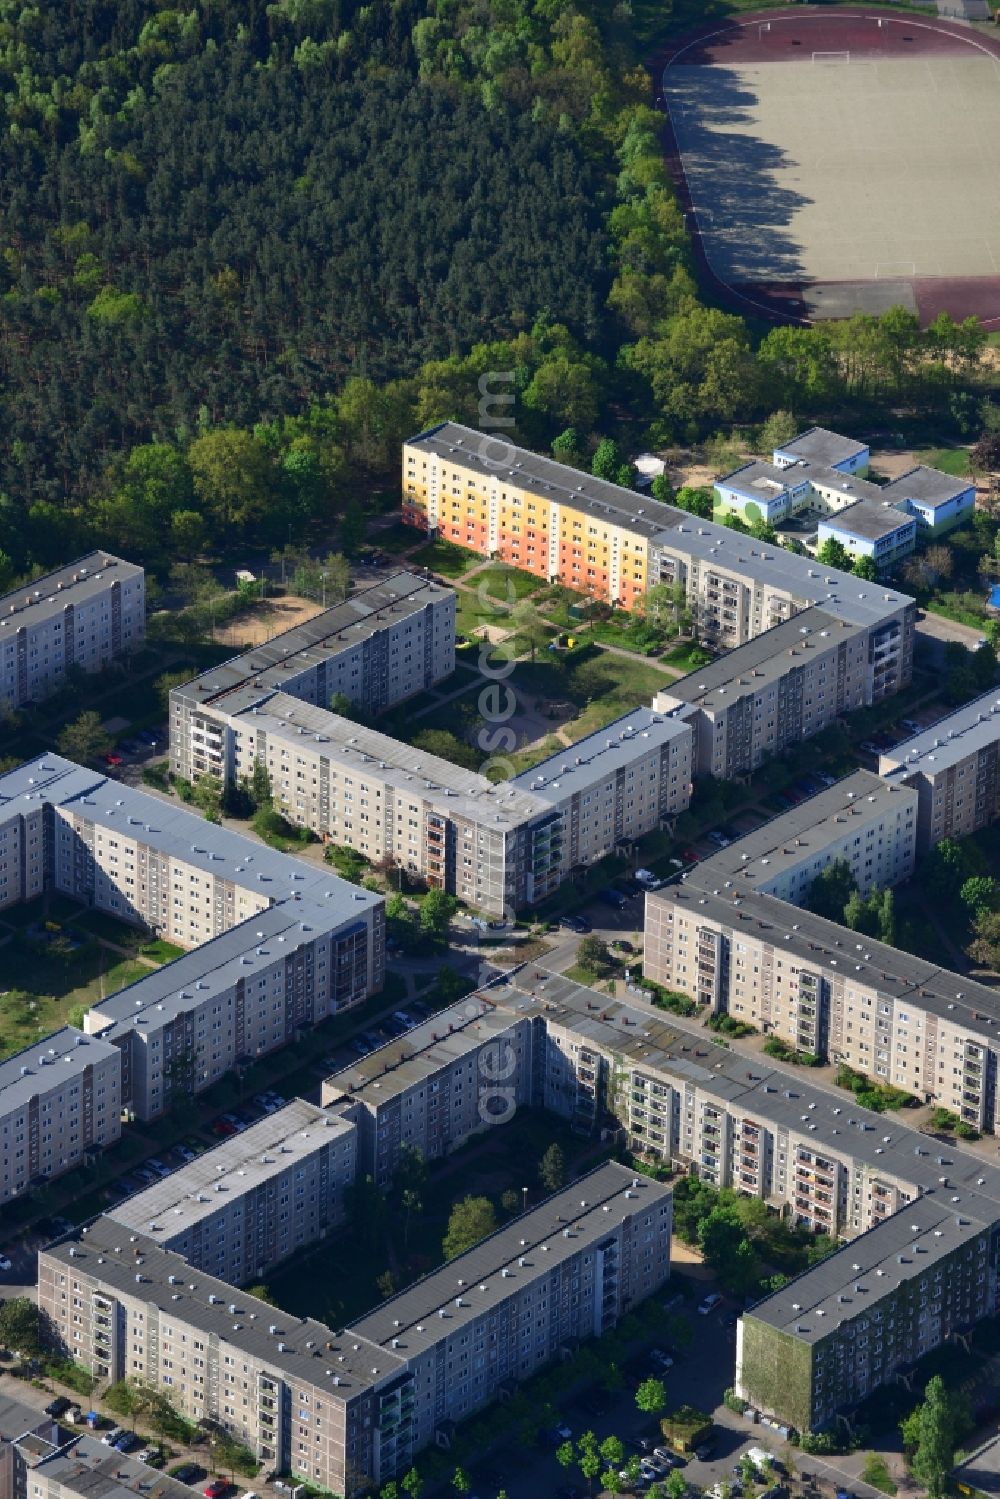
775, 429, 869, 469
884, 465, 973, 507
658, 879, 1000, 1049
0, 553, 142, 638
683, 769, 914, 892
0, 1028, 120, 1114
323, 996, 523, 1106
106, 1100, 353, 1238
218, 691, 549, 830
745, 1195, 988, 1344
46, 1217, 405, 1398
351, 1163, 670, 1357
0, 1393, 59, 1441
954, 1434, 1000, 1496
820, 501, 915, 543
510, 706, 691, 804
491, 965, 1000, 1222
0, 755, 381, 916
716, 460, 809, 502
87, 897, 373, 1039
880, 687, 1000, 779
408, 425, 915, 633
31, 1433, 207, 1499
407, 423, 689, 542
174, 572, 450, 709
653, 609, 861, 708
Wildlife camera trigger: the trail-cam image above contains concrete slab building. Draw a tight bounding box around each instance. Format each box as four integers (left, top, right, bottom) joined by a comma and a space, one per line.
169, 572, 456, 783
106, 1099, 357, 1282
880, 688, 1000, 850
651, 609, 870, 779
0, 1027, 121, 1205
0, 553, 144, 711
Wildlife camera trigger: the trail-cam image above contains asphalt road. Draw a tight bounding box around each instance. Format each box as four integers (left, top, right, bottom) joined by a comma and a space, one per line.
914, 610, 986, 662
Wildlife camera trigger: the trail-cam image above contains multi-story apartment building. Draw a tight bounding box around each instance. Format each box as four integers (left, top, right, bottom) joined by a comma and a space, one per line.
106, 1100, 357, 1282
0, 755, 383, 957
170, 573, 455, 782
0, 553, 144, 710
38, 1220, 410, 1498
681, 770, 918, 908
38, 1165, 671, 1496
402, 426, 915, 696
0, 756, 382, 1174
737, 1195, 995, 1434
85, 896, 381, 1121
162, 694, 691, 916
350, 1163, 672, 1451
322, 996, 536, 1185
645, 879, 1000, 1134
651, 609, 869, 778
880, 687, 1000, 850
0, 1028, 122, 1205
509, 707, 693, 867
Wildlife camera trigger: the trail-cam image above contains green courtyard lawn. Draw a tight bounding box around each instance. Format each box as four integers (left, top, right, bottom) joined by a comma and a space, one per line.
408, 537, 480, 578
917, 445, 971, 477
0, 931, 149, 1057
508, 645, 669, 737
266, 1108, 606, 1330
375, 520, 420, 554
662, 640, 713, 674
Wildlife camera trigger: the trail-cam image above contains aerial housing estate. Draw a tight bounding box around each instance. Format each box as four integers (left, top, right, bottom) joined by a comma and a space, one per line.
0, 754, 384, 1194
39, 1162, 671, 1497
0, 552, 144, 710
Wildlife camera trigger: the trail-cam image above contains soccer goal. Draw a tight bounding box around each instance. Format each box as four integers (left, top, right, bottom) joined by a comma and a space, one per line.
812, 51, 850, 63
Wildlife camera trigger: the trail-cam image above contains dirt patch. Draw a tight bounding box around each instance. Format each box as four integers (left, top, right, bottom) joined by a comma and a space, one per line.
211, 593, 325, 648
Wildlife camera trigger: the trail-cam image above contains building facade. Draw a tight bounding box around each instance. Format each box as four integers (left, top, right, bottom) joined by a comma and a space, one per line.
402, 425, 916, 677
170, 572, 455, 783
880, 688, 1000, 850
651, 609, 870, 779
0, 1028, 121, 1206
106, 1100, 357, 1282
736, 1197, 996, 1433
0, 553, 144, 710
322, 998, 536, 1186
38, 1165, 671, 1496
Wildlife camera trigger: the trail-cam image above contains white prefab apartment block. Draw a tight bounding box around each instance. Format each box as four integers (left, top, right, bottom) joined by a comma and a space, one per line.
880, 687, 1000, 850
651, 608, 870, 779
0, 755, 383, 1160
170, 572, 455, 782
0, 1027, 122, 1205
0, 552, 144, 710
106, 1100, 358, 1282
38, 1165, 671, 1497
322, 996, 536, 1185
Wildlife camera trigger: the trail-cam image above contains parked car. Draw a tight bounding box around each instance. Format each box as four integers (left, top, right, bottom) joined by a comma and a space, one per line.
101, 1428, 124, 1447
559, 914, 587, 933
815, 770, 836, 786
103, 752, 123, 767
0, 1255, 11, 1273
44, 1397, 71, 1418
170, 1467, 199, 1485
697, 1293, 723, 1316
649, 1347, 674, 1370
174, 1144, 196, 1163
654, 1447, 682, 1469
137, 1447, 161, 1465
706, 830, 730, 848
115, 1433, 141, 1453
393, 1011, 415, 1030
611, 939, 635, 954
203, 1481, 229, 1499
901, 719, 921, 734
146, 1158, 171, 1178
211, 1119, 237, 1137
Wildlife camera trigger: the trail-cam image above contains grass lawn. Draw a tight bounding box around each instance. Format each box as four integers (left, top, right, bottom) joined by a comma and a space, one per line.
140, 937, 186, 963
376, 520, 420, 554
409, 538, 479, 578
476, 563, 541, 602
70, 908, 146, 949
662, 641, 713, 674
918, 446, 971, 477
0, 932, 150, 1057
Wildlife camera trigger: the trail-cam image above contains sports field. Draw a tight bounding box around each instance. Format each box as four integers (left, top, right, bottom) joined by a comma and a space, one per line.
661, 9, 1000, 323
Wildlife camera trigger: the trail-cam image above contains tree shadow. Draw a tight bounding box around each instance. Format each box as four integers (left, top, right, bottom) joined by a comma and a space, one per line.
663, 59, 810, 289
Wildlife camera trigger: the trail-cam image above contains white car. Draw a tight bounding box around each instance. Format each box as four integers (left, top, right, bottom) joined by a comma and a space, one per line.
0, 1255, 11, 1272
697, 1292, 723, 1315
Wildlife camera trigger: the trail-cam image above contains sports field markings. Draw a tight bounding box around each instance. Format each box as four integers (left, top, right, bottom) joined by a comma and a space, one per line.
876, 261, 917, 278
812, 51, 850, 64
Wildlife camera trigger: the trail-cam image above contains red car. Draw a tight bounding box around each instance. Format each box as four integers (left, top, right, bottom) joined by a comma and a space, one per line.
211, 1119, 237, 1137
104, 753, 123, 767
680, 848, 700, 864
204, 1483, 228, 1499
